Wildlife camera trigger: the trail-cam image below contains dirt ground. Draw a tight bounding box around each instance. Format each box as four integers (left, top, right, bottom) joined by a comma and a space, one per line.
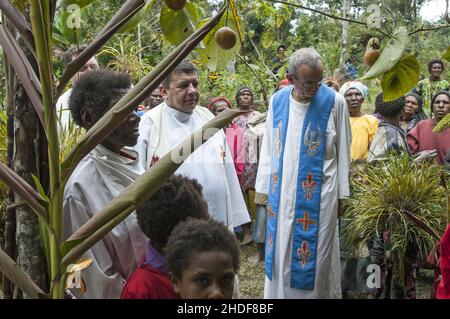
238, 242, 435, 299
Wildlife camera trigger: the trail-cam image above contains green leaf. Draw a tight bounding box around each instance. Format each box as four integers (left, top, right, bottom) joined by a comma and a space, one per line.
52, 31, 71, 47
381, 53, 420, 102
196, 15, 242, 71
31, 174, 50, 204
117, 0, 154, 33
261, 31, 274, 49
160, 2, 199, 46
53, 8, 84, 46
361, 27, 409, 80
275, 14, 283, 29
442, 46, 450, 62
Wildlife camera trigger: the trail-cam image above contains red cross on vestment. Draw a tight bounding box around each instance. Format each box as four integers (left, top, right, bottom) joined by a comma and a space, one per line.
302, 172, 317, 200
268, 205, 276, 218
296, 211, 316, 231
271, 172, 278, 192
297, 241, 311, 267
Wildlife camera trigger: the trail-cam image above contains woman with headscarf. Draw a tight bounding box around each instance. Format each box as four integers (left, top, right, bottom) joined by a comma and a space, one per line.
339, 81, 379, 160
400, 93, 427, 132
208, 97, 244, 182
232, 87, 264, 247
407, 90, 450, 164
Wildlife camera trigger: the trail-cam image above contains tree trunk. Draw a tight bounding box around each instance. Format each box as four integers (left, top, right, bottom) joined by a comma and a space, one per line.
12, 35, 48, 298
339, 0, 349, 71
1, 25, 17, 300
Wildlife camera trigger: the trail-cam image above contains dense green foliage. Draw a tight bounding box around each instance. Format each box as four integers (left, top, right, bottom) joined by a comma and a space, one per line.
1, 0, 449, 109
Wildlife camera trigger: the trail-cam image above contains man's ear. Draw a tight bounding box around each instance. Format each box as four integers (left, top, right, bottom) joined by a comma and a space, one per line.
168, 272, 181, 294
285, 73, 294, 85
80, 107, 93, 130
159, 84, 168, 99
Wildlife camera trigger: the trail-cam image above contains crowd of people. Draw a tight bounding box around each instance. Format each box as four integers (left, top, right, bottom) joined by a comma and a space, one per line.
60, 44, 450, 299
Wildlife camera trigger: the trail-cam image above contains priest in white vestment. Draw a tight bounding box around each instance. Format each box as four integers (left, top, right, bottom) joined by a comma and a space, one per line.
255, 48, 351, 299
135, 60, 250, 230
63, 70, 147, 299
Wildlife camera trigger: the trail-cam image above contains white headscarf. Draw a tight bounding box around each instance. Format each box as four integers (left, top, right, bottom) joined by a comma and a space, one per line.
339, 81, 368, 98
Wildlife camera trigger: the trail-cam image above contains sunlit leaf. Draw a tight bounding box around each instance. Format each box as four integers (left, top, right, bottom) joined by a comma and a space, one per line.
53, 8, 84, 45
160, 1, 199, 45
31, 174, 50, 204
361, 27, 409, 80
442, 45, 450, 62
261, 31, 274, 49
381, 53, 420, 101
276, 14, 284, 29
66, 258, 93, 273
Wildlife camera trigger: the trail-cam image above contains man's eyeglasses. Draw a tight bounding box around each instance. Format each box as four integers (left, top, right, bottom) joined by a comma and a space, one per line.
290, 74, 322, 89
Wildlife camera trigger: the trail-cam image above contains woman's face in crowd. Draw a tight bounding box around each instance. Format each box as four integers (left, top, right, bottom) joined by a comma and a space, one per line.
344, 88, 364, 110
430, 63, 443, 78
433, 94, 450, 122
404, 96, 419, 118
237, 91, 253, 110
212, 100, 229, 116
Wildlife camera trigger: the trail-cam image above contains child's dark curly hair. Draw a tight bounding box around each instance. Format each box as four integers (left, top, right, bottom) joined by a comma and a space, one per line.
69, 69, 132, 128
136, 175, 209, 250
427, 59, 445, 74
165, 218, 240, 279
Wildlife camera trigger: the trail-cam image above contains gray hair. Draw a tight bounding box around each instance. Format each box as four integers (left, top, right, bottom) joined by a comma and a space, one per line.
288, 48, 324, 78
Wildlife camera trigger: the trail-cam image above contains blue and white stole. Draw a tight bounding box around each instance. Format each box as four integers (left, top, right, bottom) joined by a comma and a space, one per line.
266, 84, 335, 290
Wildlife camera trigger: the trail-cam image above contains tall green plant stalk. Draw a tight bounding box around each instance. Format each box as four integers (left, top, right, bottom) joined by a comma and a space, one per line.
29, 1, 62, 298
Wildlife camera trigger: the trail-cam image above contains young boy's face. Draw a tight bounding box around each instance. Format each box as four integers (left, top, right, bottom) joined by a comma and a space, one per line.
172, 251, 235, 299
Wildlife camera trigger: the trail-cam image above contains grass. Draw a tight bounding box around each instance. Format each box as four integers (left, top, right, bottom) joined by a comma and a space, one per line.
238, 242, 265, 299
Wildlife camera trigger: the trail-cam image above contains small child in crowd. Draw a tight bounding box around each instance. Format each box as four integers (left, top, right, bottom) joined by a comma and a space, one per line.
166, 218, 241, 299
121, 175, 209, 299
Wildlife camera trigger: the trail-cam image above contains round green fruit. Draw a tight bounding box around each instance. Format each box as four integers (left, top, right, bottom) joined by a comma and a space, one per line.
164, 0, 186, 11
215, 27, 237, 50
